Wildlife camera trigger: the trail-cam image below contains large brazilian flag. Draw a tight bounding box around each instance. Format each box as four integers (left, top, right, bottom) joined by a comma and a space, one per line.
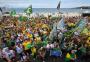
25, 5, 32, 15
18, 16, 28, 21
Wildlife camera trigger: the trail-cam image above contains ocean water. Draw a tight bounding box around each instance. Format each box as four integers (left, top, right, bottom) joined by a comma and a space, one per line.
10, 8, 90, 13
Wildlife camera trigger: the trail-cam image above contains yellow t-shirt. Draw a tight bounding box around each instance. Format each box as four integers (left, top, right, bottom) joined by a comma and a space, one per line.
22, 41, 31, 50
68, 23, 75, 27
66, 53, 71, 59
88, 32, 90, 36
31, 47, 36, 53
28, 34, 33, 38
87, 40, 90, 46
22, 42, 28, 50
88, 37, 90, 40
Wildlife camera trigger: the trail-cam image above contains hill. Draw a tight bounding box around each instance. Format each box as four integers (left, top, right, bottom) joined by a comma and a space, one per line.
76, 6, 90, 9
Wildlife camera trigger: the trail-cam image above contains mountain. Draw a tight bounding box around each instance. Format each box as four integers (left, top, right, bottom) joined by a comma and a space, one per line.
76, 6, 90, 9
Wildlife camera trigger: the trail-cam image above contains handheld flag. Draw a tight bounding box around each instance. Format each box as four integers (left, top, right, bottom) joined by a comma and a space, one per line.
25, 5, 32, 15
10, 10, 16, 16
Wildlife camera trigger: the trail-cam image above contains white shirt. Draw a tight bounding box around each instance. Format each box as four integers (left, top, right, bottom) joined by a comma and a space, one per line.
16, 46, 23, 54
50, 44, 54, 48
2, 49, 15, 59
46, 44, 50, 49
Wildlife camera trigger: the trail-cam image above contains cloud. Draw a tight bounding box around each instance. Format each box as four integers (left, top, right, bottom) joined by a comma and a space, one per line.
0, 0, 32, 8
0, 0, 90, 8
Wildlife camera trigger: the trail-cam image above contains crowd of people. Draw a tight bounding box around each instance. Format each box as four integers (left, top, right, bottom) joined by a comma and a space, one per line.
0, 15, 90, 62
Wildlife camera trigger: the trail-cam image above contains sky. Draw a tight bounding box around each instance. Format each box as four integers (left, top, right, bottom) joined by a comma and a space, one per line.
0, 0, 90, 8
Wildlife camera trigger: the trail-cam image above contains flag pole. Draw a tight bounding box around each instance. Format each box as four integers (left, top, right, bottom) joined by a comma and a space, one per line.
56, 0, 61, 42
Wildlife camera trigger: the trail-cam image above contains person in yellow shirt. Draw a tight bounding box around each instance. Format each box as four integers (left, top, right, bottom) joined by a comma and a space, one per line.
22, 40, 28, 50
65, 52, 71, 62
42, 24, 49, 31
35, 36, 41, 44
86, 37, 90, 46
31, 46, 37, 59
31, 47, 36, 55
88, 32, 90, 36
22, 39, 32, 55
28, 33, 33, 38
68, 22, 75, 27
65, 50, 77, 62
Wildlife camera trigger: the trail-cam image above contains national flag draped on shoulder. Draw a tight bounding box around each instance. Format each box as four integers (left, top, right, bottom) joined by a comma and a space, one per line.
57, 1, 61, 10
25, 5, 32, 15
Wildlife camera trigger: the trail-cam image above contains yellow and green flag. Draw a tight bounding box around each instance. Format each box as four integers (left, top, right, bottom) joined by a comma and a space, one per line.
10, 10, 16, 16
25, 5, 32, 15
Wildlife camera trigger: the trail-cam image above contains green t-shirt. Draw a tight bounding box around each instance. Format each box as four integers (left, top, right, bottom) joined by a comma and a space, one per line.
70, 53, 76, 59
42, 41, 48, 47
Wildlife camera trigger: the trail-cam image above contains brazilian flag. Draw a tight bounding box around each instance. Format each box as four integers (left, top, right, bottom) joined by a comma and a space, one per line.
10, 10, 16, 16
18, 16, 28, 21
25, 5, 32, 15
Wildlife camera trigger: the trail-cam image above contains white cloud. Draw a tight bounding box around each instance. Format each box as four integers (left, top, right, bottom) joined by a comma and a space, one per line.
0, 0, 90, 8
